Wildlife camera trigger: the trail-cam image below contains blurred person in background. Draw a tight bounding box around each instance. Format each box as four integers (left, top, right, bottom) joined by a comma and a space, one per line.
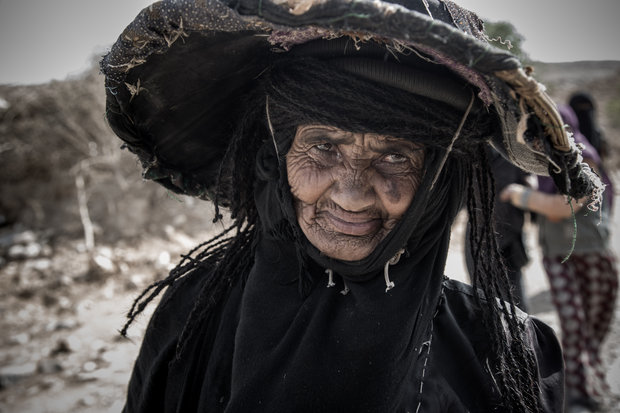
569, 92, 610, 161
569, 91, 615, 214
501, 104, 618, 412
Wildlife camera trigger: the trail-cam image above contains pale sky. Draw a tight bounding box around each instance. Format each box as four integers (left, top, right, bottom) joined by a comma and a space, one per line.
0, 0, 152, 85
457, 0, 620, 62
0, 0, 619, 85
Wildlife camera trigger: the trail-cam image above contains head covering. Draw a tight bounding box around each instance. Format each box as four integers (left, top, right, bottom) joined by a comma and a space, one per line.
539, 104, 613, 212
568, 91, 606, 156
101, 0, 602, 207
558, 105, 599, 162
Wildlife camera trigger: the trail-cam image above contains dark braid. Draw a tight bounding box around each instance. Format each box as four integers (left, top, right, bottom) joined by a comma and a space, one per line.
467, 150, 543, 412
119, 224, 238, 337
175, 208, 258, 357
120, 88, 266, 356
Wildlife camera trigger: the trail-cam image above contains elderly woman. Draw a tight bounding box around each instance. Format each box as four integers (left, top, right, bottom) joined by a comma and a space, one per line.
102, 0, 602, 411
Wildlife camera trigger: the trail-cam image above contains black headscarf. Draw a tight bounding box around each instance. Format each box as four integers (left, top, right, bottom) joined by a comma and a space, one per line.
249, 55, 492, 376
568, 92, 607, 157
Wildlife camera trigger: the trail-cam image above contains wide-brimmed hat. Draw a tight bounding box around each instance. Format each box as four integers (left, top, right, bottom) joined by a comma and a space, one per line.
102, 0, 602, 206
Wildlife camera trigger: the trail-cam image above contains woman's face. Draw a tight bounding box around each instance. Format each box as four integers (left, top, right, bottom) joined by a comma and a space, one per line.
286, 125, 424, 261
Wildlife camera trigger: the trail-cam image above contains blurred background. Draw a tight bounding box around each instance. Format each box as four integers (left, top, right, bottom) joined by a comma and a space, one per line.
0, 1, 619, 412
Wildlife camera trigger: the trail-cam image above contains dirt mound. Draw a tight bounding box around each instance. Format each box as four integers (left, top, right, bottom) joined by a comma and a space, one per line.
0, 64, 216, 245
0, 63, 221, 412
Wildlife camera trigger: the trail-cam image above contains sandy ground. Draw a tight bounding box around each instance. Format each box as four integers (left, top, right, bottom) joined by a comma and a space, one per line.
1, 195, 619, 413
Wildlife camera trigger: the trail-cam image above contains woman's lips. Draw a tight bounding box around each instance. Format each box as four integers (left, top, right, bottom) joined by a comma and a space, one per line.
320, 211, 381, 236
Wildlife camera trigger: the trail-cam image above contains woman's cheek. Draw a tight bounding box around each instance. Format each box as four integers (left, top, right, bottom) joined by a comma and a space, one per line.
293, 169, 332, 202
287, 157, 333, 202
376, 175, 417, 216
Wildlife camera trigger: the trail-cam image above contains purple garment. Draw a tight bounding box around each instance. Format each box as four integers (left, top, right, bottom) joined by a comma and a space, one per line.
538, 105, 612, 211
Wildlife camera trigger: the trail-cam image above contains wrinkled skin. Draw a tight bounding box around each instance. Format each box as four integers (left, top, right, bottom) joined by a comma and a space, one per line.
286, 125, 425, 261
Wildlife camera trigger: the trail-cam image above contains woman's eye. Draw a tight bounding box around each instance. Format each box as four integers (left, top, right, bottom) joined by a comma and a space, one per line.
315, 143, 333, 151
309, 142, 340, 165
383, 153, 407, 164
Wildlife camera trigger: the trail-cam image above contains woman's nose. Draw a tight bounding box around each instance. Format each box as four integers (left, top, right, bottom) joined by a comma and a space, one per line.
329, 171, 375, 212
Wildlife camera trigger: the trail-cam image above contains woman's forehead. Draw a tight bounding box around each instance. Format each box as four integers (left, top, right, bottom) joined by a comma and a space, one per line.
294, 125, 421, 150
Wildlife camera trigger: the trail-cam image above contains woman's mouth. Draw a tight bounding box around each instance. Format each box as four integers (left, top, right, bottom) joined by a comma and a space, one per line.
320, 211, 382, 236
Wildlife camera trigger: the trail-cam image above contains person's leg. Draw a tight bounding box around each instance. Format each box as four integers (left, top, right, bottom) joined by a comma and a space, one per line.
543, 256, 596, 408
585, 253, 618, 347
580, 253, 619, 400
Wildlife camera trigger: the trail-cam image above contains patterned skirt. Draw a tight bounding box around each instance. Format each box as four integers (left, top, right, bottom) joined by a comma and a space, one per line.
543, 251, 618, 405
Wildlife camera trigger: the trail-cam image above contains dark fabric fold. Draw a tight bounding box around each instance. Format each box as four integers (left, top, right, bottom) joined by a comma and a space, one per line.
122, 266, 564, 412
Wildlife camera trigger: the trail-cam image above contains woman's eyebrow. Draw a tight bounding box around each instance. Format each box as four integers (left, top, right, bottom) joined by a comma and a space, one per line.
298, 129, 354, 145
369, 140, 421, 154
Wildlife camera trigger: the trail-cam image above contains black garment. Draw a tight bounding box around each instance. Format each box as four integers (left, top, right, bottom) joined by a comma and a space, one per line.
569, 92, 608, 159
123, 136, 563, 412
123, 236, 564, 412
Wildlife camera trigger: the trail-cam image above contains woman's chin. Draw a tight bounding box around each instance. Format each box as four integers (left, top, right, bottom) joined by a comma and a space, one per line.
309, 234, 378, 262
324, 249, 372, 262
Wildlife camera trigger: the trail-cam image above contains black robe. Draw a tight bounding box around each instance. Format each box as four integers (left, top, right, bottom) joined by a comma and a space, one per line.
122, 234, 563, 412
123, 141, 564, 412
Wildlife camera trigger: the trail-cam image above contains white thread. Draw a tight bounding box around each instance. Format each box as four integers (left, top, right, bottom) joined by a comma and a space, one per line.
485, 357, 500, 390
384, 249, 405, 292
265, 95, 280, 164
421, 0, 433, 18
414, 287, 443, 412
430, 92, 475, 190
325, 269, 335, 287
